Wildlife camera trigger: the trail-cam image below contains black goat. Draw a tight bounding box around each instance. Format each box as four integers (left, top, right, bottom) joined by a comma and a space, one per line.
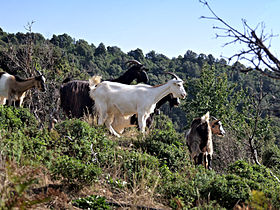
60, 60, 149, 118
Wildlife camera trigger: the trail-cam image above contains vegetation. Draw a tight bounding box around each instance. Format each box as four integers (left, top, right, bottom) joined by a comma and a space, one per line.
0, 26, 280, 209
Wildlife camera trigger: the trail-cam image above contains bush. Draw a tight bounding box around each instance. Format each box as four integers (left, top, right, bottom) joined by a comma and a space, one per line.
52, 119, 107, 161
158, 164, 196, 208
72, 195, 111, 209
228, 160, 280, 208
0, 106, 37, 130
262, 145, 280, 175
1, 129, 51, 164
137, 127, 189, 171
50, 155, 101, 186
207, 174, 250, 209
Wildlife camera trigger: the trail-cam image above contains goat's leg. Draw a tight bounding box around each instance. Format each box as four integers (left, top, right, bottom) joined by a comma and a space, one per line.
197, 153, 203, 166
96, 104, 108, 125
7, 95, 13, 106
18, 92, 26, 107
137, 113, 147, 133
207, 154, 212, 170
105, 114, 120, 138
0, 97, 6, 105
203, 153, 208, 168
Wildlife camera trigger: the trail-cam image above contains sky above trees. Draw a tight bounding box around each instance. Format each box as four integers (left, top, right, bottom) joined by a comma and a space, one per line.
0, 0, 279, 62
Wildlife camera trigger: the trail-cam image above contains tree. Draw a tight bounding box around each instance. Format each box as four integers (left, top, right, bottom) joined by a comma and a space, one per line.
183, 63, 244, 126
94, 42, 106, 56
200, 0, 280, 79
127, 48, 144, 61
50, 33, 74, 49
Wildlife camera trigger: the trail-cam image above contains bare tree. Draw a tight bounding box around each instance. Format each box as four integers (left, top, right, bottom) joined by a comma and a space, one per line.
199, 0, 280, 79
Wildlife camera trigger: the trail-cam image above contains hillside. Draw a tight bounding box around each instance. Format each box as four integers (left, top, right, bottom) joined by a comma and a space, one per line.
1, 28, 280, 209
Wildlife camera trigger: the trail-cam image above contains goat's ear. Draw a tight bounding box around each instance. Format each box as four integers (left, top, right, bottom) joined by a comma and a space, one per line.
201, 111, 210, 122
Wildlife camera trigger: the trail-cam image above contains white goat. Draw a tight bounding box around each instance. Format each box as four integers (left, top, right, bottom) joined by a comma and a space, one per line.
0, 72, 46, 106
89, 73, 186, 137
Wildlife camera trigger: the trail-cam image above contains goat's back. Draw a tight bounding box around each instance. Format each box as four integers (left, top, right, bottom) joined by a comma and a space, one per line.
90, 81, 153, 115
186, 117, 211, 154
60, 80, 94, 118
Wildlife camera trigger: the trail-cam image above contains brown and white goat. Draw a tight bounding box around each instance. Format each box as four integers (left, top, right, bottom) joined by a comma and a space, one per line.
0, 72, 46, 106
185, 112, 225, 170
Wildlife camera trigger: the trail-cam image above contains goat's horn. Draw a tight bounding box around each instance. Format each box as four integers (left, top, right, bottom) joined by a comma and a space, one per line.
164, 72, 180, 80
211, 116, 218, 120
125, 60, 143, 67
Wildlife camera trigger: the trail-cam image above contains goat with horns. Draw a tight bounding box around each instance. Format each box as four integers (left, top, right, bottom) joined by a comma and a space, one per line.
89, 72, 186, 137
0, 72, 46, 106
60, 60, 149, 118
185, 112, 225, 170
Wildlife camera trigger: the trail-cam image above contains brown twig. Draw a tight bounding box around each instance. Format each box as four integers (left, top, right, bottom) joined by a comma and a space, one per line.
199, 0, 280, 79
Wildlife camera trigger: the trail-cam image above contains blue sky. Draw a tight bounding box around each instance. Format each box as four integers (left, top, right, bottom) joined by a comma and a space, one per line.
0, 0, 279, 62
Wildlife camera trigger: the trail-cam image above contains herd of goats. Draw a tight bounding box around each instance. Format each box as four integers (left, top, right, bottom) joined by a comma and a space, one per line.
0, 60, 225, 169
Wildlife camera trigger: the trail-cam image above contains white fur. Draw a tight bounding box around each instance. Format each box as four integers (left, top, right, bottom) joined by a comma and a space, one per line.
89, 78, 186, 137
0, 72, 45, 106
0, 73, 12, 99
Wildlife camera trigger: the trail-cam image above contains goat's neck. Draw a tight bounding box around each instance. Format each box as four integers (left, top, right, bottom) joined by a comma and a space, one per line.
13, 78, 36, 93
151, 83, 172, 105
113, 72, 134, 84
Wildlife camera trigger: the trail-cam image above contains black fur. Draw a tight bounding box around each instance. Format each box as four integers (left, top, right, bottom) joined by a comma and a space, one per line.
0, 72, 5, 78
196, 122, 209, 151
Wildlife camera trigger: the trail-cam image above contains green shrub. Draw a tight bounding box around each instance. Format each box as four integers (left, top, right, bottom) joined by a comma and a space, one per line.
115, 150, 160, 188
228, 160, 280, 208
0, 106, 37, 130
52, 119, 108, 161
50, 155, 101, 186
137, 128, 189, 171
207, 174, 250, 209
262, 145, 280, 175
0, 129, 51, 164
158, 164, 196, 208
72, 195, 111, 209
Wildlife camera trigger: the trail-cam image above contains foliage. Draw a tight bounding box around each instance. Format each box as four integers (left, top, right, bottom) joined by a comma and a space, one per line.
262, 144, 280, 175
0, 106, 37, 130
228, 160, 280, 208
0, 163, 50, 209
50, 155, 101, 186
1, 27, 280, 209
136, 115, 189, 171
183, 64, 246, 130
72, 195, 111, 209
53, 119, 107, 161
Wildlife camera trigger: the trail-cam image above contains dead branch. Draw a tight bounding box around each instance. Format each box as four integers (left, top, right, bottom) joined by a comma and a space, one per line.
200, 0, 280, 79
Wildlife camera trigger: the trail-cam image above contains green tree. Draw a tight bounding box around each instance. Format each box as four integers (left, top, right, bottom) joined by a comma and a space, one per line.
183, 63, 245, 128
94, 42, 106, 56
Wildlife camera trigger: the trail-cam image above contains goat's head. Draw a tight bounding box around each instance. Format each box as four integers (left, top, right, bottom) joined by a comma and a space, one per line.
125, 60, 149, 83
210, 117, 225, 137
165, 72, 186, 99
165, 93, 180, 109
34, 75, 46, 92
